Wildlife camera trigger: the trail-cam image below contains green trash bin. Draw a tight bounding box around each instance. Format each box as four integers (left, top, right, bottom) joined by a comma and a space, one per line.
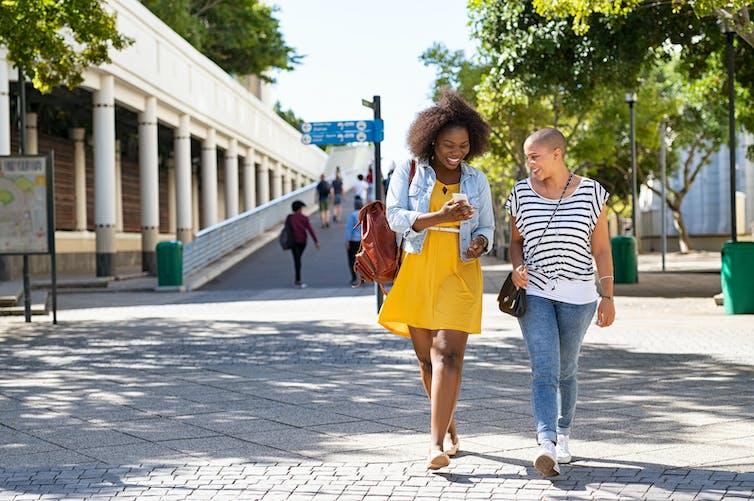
611, 235, 638, 284
721, 241, 754, 314
156, 240, 183, 287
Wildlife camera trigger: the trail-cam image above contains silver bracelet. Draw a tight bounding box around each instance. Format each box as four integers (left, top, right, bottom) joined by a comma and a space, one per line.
599, 275, 614, 282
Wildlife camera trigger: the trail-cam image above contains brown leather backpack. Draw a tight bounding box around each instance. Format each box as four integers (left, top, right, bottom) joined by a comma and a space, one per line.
353, 161, 416, 293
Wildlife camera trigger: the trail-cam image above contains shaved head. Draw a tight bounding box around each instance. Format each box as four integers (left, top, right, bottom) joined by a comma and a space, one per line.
525, 128, 567, 157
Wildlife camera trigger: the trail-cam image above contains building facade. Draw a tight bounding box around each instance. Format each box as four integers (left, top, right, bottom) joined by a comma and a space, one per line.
640, 132, 754, 251
0, 0, 326, 279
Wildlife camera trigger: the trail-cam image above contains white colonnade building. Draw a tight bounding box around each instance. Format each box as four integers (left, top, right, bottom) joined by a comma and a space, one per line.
0, 0, 326, 278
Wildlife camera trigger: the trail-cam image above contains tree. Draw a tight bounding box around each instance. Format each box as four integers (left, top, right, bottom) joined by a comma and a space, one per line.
273, 101, 303, 131
644, 53, 737, 252
141, 0, 301, 80
532, 0, 754, 49
468, 1, 754, 248
0, 0, 132, 93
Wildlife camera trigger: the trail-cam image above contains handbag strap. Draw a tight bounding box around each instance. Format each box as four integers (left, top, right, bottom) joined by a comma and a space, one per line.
526, 172, 574, 261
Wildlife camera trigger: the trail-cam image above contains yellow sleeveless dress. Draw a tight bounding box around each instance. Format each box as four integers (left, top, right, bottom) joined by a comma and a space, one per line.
378, 181, 483, 337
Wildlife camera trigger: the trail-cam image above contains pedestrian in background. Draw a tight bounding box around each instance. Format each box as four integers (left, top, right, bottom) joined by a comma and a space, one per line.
315, 174, 331, 228
331, 172, 344, 223
344, 197, 364, 286
288, 200, 319, 288
366, 167, 374, 201
377, 89, 494, 470
506, 127, 615, 477
353, 174, 368, 202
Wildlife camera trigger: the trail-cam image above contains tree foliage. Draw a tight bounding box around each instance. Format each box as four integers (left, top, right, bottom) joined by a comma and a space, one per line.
141, 0, 301, 80
0, 0, 132, 93
421, 0, 753, 251
532, 0, 754, 48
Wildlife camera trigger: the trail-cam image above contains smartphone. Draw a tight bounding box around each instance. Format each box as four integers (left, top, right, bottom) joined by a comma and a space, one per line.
451, 193, 468, 204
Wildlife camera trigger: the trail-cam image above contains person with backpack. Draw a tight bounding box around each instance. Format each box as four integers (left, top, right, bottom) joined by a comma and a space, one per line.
377, 89, 494, 470
331, 172, 344, 223
315, 174, 331, 228
287, 200, 319, 288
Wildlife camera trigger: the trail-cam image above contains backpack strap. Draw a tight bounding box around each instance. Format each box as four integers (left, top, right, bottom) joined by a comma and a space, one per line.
396, 159, 418, 270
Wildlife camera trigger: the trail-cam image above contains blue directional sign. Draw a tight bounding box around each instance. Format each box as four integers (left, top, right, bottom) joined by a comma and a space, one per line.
301, 119, 384, 145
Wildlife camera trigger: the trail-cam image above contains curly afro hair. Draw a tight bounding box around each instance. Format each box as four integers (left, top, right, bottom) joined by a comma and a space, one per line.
406, 89, 491, 163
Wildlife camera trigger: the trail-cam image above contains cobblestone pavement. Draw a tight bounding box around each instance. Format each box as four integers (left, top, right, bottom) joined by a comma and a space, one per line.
1, 283, 753, 500
2, 221, 753, 500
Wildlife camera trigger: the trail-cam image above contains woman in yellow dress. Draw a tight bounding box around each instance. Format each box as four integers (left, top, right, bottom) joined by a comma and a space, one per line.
378, 90, 494, 470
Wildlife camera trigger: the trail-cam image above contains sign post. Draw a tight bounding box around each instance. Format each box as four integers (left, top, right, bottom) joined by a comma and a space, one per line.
300, 99, 385, 312
361, 96, 384, 311
0, 154, 57, 323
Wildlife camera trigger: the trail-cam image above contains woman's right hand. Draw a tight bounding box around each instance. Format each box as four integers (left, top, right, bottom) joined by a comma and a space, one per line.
439, 199, 474, 223
512, 264, 528, 289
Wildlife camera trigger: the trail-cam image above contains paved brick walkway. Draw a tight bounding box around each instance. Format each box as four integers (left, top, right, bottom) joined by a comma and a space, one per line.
1, 288, 753, 499
1, 233, 753, 499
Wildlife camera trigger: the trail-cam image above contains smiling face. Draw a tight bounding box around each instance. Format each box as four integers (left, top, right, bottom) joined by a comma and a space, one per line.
433, 126, 470, 171
524, 139, 562, 181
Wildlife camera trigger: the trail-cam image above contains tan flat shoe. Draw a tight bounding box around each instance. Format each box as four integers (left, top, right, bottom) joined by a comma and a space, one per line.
444, 436, 460, 457
426, 450, 450, 470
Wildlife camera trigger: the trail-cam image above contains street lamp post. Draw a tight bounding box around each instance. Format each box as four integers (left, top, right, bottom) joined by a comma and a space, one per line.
660, 119, 668, 272
722, 21, 737, 242
625, 93, 638, 241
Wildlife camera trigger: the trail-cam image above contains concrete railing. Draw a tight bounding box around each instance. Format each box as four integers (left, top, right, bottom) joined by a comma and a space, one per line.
182, 184, 316, 280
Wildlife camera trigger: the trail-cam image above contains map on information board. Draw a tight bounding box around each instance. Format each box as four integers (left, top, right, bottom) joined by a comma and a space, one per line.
0, 156, 49, 254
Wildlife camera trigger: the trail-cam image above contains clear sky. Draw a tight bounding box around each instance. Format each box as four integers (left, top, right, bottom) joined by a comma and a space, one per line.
269, 0, 476, 173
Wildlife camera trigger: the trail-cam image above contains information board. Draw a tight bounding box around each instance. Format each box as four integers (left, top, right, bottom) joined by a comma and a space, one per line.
0, 156, 50, 254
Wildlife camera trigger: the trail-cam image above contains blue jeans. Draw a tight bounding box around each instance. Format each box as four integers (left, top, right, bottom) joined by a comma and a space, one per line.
518, 294, 597, 444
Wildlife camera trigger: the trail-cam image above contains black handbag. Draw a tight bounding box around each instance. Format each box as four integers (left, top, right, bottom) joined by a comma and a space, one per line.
499, 172, 574, 317
497, 272, 526, 316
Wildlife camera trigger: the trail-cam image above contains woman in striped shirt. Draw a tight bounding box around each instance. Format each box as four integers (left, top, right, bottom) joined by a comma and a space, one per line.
506, 127, 616, 477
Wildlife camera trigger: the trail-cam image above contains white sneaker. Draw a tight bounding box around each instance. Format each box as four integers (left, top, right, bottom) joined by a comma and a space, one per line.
534, 440, 560, 477
556, 434, 572, 463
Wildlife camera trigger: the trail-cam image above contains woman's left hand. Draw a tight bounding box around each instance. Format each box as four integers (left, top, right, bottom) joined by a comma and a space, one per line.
595, 297, 615, 327
464, 236, 487, 259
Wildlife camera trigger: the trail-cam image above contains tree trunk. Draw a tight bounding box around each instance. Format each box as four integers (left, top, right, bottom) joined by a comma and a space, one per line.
671, 209, 692, 254
491, 195, 508, 261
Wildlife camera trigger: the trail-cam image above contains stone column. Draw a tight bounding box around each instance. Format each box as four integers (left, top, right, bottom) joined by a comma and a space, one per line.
192, 169, 200, 234
71, 128, 87, 231
285, 166, 294, 194
93, 74, 117, 276
257, 155, 270, 205
138, 97, 159, 274
242, 147, 256, 211
271, 158, 282, 200
114, 140, 123, 232
224, 138, 239, 218
174, 114, 192, 243
25, 112, 38, 154
201, 128, 218, 228
0, 48, 10, 155
167, 157, 176, 234
0, 50, 9, 281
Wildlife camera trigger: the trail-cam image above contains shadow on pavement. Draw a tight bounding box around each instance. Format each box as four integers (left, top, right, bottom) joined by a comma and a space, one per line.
1, 315, 752, 468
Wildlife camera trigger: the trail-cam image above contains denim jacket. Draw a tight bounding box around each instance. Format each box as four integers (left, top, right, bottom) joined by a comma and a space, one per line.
385, 159, 495, 262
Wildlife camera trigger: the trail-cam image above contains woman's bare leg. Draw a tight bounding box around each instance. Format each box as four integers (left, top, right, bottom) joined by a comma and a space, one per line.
429, 329, 468, 450
410, 327, 467, 451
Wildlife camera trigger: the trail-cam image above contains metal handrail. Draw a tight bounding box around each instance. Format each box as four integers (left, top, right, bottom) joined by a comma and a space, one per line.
182, 184, 316, 279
